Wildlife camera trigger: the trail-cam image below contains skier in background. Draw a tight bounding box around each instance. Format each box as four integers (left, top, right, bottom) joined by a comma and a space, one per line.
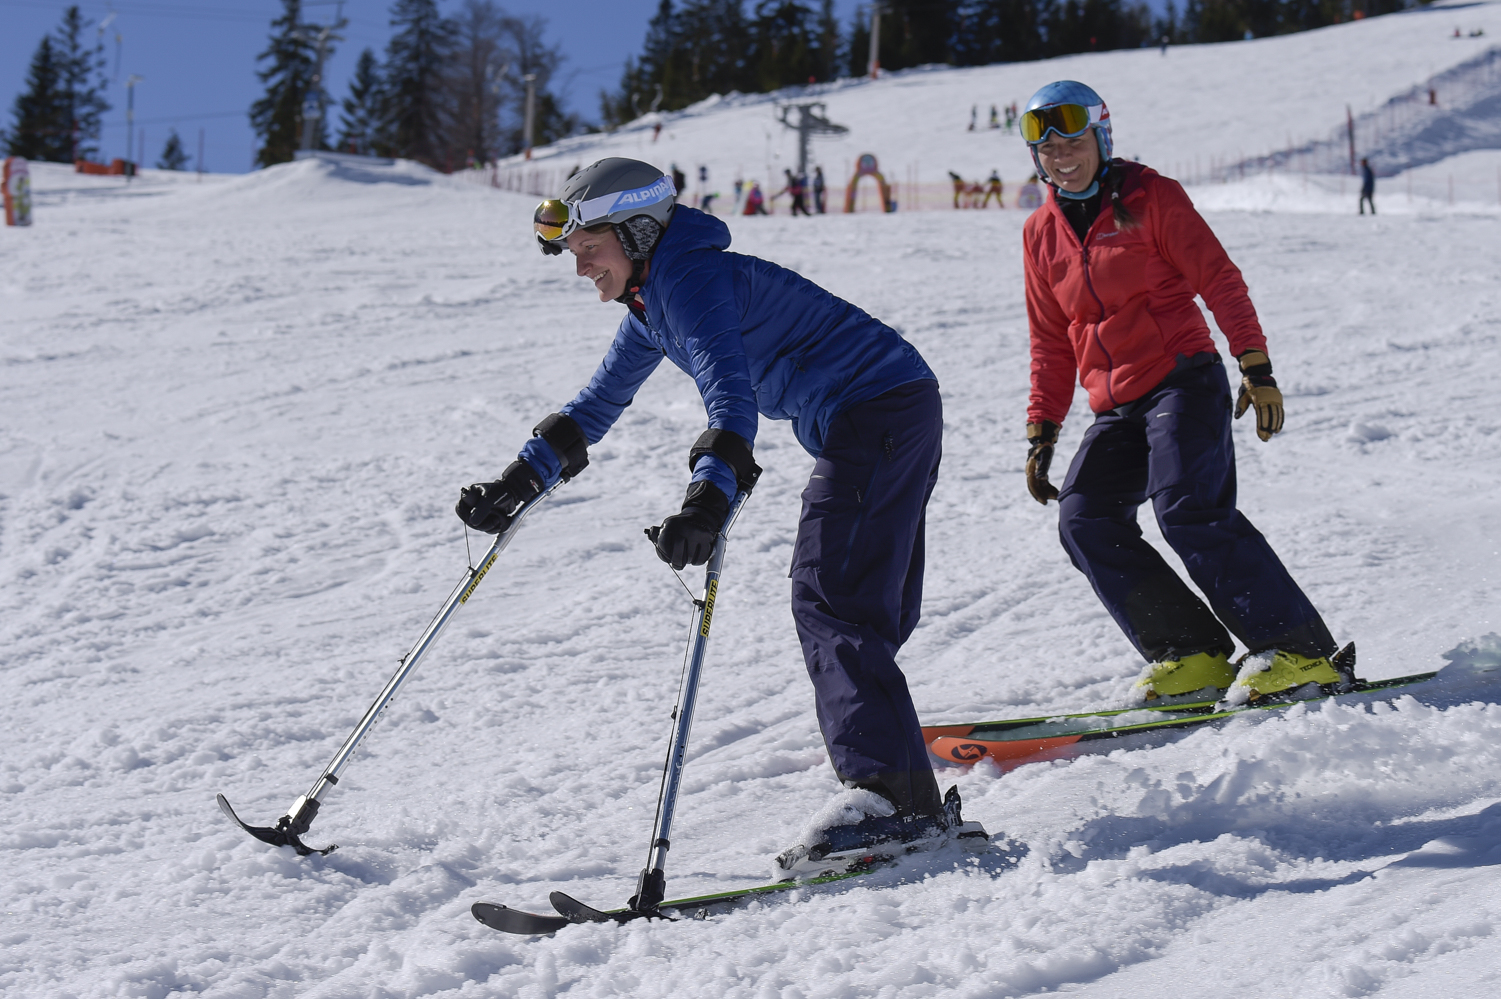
989, 105, 1000, 129
948, 170, 966, 208
981, 170, 1004, 208
457, 157, 984, 874
1016, 173, 1044, 210
812, 165, 827, 214
782, 168, 811, 216
1359, 158, 1376, 215
1016, 81, 1348, 706
743, 180, 767, 215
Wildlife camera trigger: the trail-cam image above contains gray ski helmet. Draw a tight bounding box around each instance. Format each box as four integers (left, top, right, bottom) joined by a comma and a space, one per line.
533, 157, 677, 257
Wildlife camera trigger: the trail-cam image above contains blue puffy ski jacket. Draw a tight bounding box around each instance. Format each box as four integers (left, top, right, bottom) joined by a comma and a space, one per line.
518, 206, 935, 500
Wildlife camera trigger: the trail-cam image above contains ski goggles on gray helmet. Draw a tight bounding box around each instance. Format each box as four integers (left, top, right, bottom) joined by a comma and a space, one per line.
534, 173, 677, 255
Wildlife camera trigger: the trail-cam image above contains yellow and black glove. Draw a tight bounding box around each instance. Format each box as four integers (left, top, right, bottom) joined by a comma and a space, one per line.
1025, 420, 1061, 505
1233, 350, 1283, 442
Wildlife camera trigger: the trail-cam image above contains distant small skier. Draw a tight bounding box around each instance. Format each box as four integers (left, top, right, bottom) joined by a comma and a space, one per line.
1016, 173, 1044, 211
742, 180, 767, 215
989, 104, 1000, 129
1359, 158, 1376, 215
981, 170, 1004, 208
948, 170, 966, 208
968, 104, 977, 131
1017, 80, 1348, 706
784, 168, 811, 216
812, 165, 827, 214
461, 157, 984, 877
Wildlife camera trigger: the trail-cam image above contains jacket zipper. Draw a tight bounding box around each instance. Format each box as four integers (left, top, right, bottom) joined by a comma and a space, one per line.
838, 430, 895, 583
1079, 241, 1118, 410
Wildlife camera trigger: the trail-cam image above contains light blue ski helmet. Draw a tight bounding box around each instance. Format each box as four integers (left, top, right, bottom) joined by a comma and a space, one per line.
1022, 81, 1113, 186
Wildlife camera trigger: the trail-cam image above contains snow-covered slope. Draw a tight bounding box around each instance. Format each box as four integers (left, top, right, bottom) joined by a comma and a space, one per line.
509, 2, 1501, 202
3, 27, 1501, 997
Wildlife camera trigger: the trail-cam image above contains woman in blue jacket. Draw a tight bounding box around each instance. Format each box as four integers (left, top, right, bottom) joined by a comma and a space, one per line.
455, 158, 978, 868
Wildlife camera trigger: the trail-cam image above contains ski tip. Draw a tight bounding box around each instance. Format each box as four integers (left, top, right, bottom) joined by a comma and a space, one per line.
472, 901, 570, 936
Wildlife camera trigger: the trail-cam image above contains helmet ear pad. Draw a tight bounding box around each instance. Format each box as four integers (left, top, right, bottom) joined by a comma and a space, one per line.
614, 215, 665, 261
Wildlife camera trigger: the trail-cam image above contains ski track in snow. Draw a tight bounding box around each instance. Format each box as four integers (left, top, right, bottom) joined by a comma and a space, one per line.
5, 42, 1501, 999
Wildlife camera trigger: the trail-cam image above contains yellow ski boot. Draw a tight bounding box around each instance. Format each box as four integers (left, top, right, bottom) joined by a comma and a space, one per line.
1132, 650, 1237, 703
1224, 646, 1354, 706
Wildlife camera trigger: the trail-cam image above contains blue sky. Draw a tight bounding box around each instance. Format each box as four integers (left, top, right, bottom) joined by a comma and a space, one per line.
0, 0, 866, 173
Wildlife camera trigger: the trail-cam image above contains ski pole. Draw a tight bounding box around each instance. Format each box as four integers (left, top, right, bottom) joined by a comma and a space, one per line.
217, 482, 561, 856
629, 488, 751, 913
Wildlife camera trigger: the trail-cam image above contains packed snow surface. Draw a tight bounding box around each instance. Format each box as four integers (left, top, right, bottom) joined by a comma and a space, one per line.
5, 14, 1501, 995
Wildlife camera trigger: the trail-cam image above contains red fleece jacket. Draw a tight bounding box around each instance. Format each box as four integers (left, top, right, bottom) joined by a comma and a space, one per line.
1023, 161, 1268, 425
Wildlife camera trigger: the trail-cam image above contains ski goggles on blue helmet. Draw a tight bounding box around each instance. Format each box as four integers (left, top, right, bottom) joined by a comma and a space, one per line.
1021, 81, 1111, 153
1020, 102, 1099, 144
534, 164, 677, 255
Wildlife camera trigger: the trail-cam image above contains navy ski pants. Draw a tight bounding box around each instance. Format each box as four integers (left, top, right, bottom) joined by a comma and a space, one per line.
790, 379, 942, 817
1057, 356, 1335, 663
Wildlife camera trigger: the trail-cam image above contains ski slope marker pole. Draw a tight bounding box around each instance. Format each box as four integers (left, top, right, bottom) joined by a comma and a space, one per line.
629, 487, 751, 913
217, 483, 561, 856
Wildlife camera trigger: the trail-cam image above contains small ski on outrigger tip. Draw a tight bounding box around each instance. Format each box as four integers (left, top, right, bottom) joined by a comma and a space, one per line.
923, 643, 1449, 767
473, 865, 878, 935
216, 483, 561, 857
474, 480, 764, 936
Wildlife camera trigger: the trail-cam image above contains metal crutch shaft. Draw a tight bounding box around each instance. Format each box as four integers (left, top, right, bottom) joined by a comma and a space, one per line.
630, 489, 750, 912
218, 484, 559, 855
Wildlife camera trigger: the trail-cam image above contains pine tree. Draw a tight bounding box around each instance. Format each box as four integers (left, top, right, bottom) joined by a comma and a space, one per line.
497, 14, 576, 156
338, 48, 384, 155
158, 128, 190, 170
250, 0, 318, 167
381, 0, 454, 167
6, 6, 110, 163
444, 0, 508, 165
53, 5, 110, 162
6, 36, 67, 160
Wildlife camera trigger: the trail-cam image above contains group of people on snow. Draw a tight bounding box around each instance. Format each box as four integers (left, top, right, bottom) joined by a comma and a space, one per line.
700, 168, 829, 217
455, 79, 1349, 867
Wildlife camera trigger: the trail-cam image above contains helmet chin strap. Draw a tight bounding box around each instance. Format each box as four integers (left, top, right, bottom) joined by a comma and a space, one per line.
615, 258, 649, 304
1055, 177, 1101, 200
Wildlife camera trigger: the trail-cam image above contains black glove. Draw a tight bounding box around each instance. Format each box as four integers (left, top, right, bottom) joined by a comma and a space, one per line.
1025, 420, 1061, 505
1233, 350, 1284, 442
650, 481, 729, 570
455, 460, 543, 534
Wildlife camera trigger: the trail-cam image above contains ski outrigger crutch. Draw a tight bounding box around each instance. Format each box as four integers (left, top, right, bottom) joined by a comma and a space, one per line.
472, 474, 757, 934
217, 482, 562, 857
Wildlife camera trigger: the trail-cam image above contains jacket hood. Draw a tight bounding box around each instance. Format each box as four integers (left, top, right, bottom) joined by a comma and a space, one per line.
646, 206, 732, 282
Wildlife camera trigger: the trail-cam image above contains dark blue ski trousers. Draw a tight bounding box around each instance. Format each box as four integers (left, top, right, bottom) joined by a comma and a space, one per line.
1057, 355, 1335, 663
790, 379, 942, 817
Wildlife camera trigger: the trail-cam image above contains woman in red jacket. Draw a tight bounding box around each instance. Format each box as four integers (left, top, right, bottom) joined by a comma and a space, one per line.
1018, 81, 1348, 705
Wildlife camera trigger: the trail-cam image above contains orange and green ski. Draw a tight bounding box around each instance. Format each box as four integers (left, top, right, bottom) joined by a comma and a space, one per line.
922, 669, 1439, 769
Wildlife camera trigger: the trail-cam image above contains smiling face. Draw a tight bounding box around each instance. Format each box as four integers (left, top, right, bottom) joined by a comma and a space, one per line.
1035, 131, 1102, 194
567, 224, 633, 302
